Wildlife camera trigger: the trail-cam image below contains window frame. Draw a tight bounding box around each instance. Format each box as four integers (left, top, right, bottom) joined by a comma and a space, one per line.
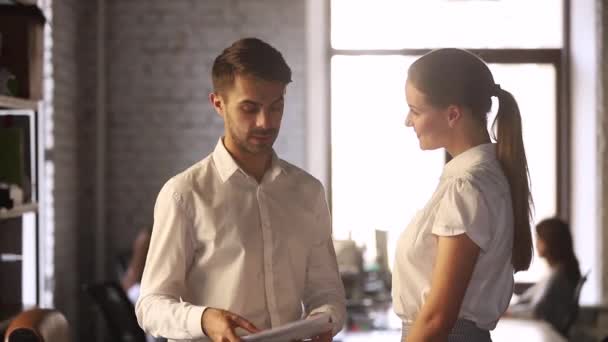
326, 3, 570, 222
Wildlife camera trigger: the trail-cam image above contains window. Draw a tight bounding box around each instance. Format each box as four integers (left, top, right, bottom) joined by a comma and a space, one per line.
329, 0, 564, 282
331, 0, 562, 49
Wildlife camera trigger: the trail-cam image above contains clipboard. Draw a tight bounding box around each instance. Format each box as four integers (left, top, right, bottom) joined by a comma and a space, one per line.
241, 313, 332, 342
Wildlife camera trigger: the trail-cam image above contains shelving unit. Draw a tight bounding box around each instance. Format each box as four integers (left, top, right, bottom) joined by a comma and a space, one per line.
0, 2, 45, 322
0, 203, 38, 220
0, 95, 38, 110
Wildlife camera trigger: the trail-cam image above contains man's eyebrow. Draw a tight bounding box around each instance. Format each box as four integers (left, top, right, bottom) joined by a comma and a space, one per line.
238, 99, 260, 106
271, 96, 284, 105
237, 96, 284, 106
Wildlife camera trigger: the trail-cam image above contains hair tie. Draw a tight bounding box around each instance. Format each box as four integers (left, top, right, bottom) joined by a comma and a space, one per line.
493, 83, 502, 97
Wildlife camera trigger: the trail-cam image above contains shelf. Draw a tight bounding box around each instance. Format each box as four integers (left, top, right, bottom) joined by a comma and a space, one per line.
0, 203, 38, 220
0, 95, 38, 110
0, 2, 46, 22
1, 253, 22, 262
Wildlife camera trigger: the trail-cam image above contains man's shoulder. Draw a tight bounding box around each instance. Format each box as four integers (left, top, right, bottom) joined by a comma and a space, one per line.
164, 154, 214, 193
278, 158, 323, 189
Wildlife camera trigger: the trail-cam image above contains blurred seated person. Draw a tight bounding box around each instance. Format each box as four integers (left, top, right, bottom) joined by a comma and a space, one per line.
507, 217, 581, 332
121, 227, 152, 303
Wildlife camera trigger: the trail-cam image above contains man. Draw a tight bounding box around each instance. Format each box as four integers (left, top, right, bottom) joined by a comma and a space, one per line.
135, 38, 346, 342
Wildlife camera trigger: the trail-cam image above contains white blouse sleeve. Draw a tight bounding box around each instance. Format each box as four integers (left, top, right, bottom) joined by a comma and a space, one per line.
431, 177, 494, 251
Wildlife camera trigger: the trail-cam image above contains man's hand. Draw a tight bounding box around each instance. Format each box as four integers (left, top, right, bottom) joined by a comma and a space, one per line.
201, 307, 260, 342
292, 330, 332, 342
300, 312, 333, 342
308, 330, 332, 342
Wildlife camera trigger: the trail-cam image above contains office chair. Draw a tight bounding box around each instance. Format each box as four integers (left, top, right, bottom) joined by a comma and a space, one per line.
559, 269, 590, 337
4, 308, 69, 342
115, 250, 132, 282
83, 281, 146, 342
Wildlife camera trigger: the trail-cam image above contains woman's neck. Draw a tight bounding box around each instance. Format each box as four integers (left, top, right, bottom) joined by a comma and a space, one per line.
446, 129, 491, 158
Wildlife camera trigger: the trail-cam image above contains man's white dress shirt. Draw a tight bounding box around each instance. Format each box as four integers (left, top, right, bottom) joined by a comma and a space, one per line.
136, 139, 346, 341
392, 143, 514, 330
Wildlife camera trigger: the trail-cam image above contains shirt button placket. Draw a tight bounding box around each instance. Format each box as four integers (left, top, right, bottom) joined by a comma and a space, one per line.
257, 186, 278, 327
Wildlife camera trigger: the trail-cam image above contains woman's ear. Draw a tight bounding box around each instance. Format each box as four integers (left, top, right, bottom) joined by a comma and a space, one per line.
446, 105, 462, 128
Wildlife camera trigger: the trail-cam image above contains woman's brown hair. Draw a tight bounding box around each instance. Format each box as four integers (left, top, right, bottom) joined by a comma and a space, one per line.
408, 48, 533, 272
536, 218, 581, 283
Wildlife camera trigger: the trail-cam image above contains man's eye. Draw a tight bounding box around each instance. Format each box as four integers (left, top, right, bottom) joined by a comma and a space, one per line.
241, 104, 258, 113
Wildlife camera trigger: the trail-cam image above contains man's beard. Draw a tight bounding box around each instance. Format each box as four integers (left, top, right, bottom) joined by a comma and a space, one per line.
228, 123, 277, 155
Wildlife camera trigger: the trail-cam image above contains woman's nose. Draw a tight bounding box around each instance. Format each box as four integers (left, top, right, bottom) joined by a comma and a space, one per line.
405, 113, 412, 127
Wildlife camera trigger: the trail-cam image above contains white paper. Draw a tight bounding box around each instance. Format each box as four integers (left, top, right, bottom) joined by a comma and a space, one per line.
241, 313, 332, 342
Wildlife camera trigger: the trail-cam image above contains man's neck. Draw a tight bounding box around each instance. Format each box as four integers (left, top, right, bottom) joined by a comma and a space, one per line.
223, 137, 272, 183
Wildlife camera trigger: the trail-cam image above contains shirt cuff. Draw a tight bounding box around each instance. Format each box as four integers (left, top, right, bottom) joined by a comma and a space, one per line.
308, 305, 341, 335
187, 305, 207, 338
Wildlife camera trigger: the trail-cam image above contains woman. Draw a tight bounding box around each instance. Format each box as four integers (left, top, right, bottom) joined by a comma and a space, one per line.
392, 48, 533, 342
508, 218, 581, 333
121, 227, 152, 303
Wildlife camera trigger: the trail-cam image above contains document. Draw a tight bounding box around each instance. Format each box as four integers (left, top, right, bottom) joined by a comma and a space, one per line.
242, 313, 332, 342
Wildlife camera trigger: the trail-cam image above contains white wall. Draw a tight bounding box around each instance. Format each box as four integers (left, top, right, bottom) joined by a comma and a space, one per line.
570, 0, 603, 305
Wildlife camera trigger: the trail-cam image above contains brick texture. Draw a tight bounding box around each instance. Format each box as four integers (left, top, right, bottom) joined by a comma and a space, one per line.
50, 1, 307, 340
105, 0, 307, 255
51, 0, 98, 340
47, 0, 306, 340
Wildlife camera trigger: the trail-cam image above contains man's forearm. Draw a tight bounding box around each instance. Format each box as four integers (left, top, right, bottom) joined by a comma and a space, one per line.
136, 293, 206, 339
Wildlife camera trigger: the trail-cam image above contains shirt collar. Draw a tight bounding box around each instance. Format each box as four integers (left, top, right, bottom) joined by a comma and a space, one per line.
212, 137, 285, 183
266, 152, 285, 182
441, 143, 496, 179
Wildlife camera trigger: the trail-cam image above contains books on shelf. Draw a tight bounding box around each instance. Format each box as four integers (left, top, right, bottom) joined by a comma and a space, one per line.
0, 110, 36, 202
0, 126, 25, 186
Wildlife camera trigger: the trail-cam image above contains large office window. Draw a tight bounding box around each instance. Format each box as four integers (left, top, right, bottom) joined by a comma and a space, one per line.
330, 0, 564, 282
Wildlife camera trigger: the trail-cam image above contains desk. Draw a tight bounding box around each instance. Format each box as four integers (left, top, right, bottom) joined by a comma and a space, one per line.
492, 318, 566, 342
337, 318, 566, 342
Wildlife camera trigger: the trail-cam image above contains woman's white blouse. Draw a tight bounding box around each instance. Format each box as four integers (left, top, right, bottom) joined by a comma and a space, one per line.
392, 143, 514, 330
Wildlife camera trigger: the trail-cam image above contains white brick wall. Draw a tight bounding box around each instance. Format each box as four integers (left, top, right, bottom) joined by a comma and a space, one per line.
51, 1, 80, 339
49, 3, 308, 339
105, 0, 308, 253
51, 0, 98, 340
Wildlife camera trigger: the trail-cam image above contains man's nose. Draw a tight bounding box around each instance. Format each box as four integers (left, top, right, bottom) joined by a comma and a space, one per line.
256, 111, 272, 128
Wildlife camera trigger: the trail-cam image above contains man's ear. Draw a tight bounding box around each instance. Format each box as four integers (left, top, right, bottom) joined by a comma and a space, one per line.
209, 92, 225, 117
446, 105, 462, 128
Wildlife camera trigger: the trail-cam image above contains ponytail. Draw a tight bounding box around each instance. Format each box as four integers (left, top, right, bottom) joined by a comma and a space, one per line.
491, 88, 534, 272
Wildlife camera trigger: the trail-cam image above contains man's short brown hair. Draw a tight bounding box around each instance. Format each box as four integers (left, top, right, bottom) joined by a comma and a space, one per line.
212, 37, 292, 94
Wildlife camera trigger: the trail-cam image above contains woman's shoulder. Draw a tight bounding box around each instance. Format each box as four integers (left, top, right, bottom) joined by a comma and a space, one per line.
441, 165, 506, 197
454, 160, 510, 199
